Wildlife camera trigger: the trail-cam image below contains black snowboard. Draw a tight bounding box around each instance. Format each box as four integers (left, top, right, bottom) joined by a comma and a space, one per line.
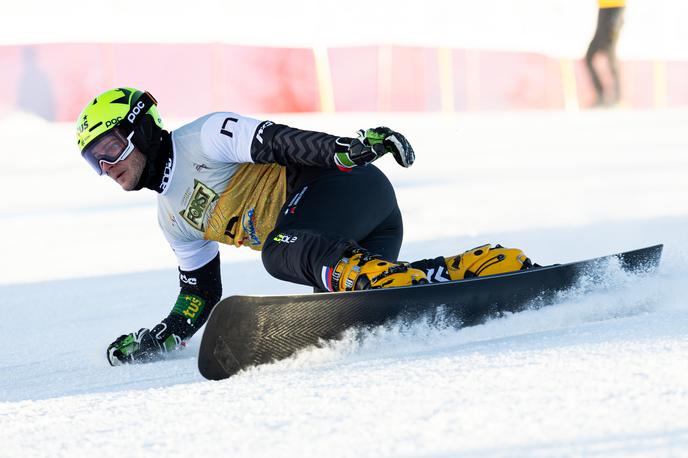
198, 244, 663, 380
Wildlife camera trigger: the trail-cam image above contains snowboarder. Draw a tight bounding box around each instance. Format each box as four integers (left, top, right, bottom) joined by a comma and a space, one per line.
585, 0, 626, 106
76, 87, 533, 365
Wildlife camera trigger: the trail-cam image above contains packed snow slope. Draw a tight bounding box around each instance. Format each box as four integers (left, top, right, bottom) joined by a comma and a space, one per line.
1, 109, 687, 457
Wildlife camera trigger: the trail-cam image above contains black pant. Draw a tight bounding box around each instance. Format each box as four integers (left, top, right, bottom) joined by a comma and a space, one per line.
585, 7, 625, 105
262, 165, 403, 291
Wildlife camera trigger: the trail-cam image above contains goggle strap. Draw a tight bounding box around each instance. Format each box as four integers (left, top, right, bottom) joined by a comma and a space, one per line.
118, 91, 157, 132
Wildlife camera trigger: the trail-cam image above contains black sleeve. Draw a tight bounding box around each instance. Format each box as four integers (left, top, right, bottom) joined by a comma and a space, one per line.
250, 121, 353, 168
161, 253, 223, 341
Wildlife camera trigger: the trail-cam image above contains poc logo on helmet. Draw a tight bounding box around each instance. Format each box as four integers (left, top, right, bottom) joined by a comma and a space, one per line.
105, 117, 122, 128
127, 101, 146, 123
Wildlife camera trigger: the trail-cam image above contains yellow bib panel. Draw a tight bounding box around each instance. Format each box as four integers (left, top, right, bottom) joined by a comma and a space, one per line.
598, 0, 625, 8
204, 163, 286, 250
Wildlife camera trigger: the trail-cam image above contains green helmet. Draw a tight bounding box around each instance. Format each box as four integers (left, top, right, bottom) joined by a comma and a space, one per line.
76, 87, 163, 174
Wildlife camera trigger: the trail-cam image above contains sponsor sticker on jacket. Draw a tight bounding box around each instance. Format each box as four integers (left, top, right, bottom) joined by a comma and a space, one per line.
180, 180, 218, 231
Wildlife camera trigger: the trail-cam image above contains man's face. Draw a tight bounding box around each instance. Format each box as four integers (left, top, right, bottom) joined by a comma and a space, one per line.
101, 148, 146, 191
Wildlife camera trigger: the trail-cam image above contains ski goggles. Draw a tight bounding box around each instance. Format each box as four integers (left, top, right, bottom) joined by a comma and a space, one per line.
81, 91, 157, 175
81, 128, 137, 175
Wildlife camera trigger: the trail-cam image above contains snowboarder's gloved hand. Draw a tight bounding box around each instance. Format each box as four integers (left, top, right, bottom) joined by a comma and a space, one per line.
335, 127, 415, 170
107, 323, 183, 366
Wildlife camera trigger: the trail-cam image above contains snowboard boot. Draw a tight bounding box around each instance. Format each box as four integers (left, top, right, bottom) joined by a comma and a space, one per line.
445, 244, 533, 280
331, 249, 428, 291
410, 244, 534, 282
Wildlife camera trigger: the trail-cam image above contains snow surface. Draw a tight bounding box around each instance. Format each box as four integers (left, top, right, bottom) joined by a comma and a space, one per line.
1, 109, 687, 457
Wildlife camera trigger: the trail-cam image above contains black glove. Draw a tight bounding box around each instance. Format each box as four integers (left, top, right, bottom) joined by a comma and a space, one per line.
334, 127, 415, 169
107, 322, 183, 366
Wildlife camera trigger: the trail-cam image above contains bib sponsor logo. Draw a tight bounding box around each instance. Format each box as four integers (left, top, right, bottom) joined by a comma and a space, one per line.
242, 208, 261, 246
179, 180, 218, 231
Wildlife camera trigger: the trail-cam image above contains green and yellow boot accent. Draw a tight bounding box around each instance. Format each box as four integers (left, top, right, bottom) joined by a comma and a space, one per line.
332, 249, 428, 291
